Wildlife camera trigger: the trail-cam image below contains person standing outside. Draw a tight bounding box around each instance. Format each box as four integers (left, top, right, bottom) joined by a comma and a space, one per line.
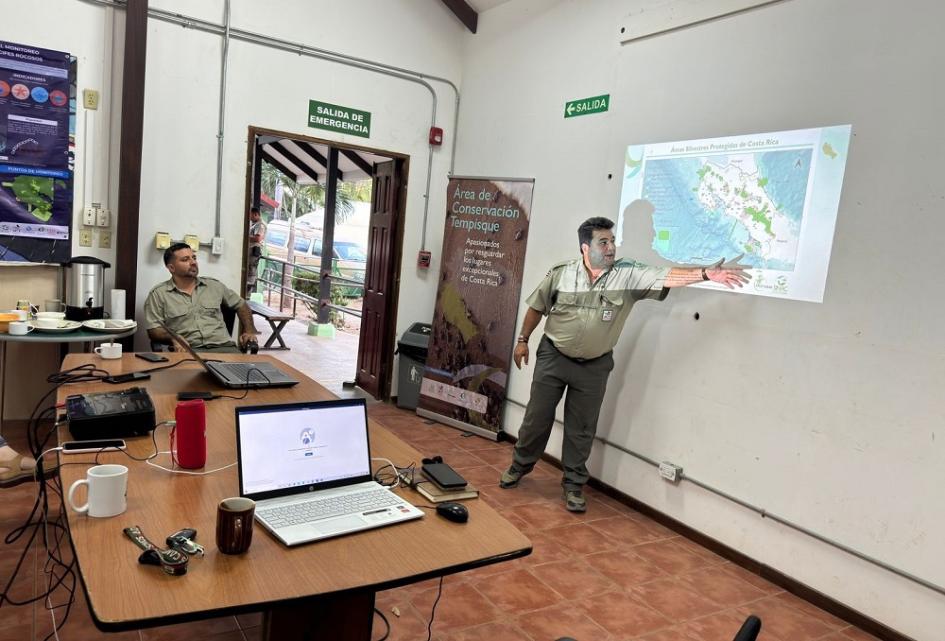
500, 217, 750, 512
246, 206, 267, 294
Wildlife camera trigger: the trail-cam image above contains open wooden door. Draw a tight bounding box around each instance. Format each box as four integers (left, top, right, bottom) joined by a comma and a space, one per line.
356, 159, 403, 398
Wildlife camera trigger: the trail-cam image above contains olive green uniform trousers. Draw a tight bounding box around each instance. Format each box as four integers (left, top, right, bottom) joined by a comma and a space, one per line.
510, 335, 614, 490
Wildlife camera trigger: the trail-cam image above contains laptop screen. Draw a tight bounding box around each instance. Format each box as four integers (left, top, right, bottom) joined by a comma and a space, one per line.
235, 399, 372, 500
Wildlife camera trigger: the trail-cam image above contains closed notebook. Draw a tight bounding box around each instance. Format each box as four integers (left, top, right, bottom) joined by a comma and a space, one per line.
415, 479, 479, 503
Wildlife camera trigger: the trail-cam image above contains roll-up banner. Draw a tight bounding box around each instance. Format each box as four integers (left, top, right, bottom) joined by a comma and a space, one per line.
417, 176, 534, 440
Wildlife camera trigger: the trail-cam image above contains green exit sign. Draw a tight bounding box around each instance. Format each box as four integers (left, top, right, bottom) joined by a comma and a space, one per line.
564, 94, 610, 119
308, 100, 371, 138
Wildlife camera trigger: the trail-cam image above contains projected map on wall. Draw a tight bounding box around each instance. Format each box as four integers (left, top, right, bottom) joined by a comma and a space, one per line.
616, 125, 851, 302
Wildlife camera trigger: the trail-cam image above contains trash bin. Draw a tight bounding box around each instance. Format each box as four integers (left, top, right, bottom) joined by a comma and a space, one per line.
396, 322, 432, 410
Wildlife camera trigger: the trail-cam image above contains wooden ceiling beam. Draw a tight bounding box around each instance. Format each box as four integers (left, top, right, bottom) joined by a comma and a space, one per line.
270, 142, 322, 183
441, 0, 478, 34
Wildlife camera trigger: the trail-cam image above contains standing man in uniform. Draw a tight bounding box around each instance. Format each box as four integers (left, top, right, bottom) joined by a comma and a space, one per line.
246, 206, 267, 294
500, 217, 749, 512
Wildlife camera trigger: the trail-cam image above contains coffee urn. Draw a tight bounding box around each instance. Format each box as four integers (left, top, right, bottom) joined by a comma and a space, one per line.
64, 256, 111, 321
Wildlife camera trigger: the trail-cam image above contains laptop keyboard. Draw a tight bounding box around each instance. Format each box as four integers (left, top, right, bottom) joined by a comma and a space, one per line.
258, 488, 402, 528
219, 362, 269, 380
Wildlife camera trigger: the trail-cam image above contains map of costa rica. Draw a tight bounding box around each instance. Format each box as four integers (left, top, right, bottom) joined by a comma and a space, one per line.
617, 126, 851, 303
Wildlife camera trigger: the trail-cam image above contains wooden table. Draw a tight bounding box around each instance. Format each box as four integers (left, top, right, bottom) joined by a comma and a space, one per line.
57, 353, 531, 640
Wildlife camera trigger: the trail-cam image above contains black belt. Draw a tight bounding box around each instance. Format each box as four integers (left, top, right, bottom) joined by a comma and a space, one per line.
542, 335, 611, 364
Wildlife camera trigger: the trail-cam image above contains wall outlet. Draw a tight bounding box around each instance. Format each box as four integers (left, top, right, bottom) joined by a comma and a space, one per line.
183, 234, 199, 250
83, 89, 100, 110
83, 207, 96, 227
155, 232, 171, 249
78, 229, 92, 247
96, 208, 110, 227
211, 236, 224, 255
99, 230, 112, 248
658, 461, 683, 484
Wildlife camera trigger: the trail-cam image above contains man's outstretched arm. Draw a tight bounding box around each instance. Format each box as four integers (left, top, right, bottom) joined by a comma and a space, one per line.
664, 256, 751, 289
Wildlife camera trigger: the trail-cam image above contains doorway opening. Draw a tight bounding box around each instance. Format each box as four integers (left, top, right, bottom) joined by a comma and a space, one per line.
243, 126, 408, 400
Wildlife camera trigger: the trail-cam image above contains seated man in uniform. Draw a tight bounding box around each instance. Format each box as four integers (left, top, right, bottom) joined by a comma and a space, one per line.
144, 243, 259, 353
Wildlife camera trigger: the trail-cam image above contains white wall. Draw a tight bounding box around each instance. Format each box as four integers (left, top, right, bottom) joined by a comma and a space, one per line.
456, 0, 944, 638
136, 0, 465, 350
3, 0, 466, 350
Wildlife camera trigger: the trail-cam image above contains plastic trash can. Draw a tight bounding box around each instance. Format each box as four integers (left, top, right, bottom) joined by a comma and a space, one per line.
396, 322, 432, 410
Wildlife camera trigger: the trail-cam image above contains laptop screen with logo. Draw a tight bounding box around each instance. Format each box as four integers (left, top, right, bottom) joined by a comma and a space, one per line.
235, 399, 372, 500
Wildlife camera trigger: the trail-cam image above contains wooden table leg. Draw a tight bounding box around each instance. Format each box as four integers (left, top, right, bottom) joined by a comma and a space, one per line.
262, 590, 375, 641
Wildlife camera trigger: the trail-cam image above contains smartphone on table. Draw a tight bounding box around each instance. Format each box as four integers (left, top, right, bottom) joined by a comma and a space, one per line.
135, 352, 169, 363
61, 439, 127, 455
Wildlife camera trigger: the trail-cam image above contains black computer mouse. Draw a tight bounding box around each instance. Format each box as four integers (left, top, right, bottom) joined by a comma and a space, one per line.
436, 502, 469, 523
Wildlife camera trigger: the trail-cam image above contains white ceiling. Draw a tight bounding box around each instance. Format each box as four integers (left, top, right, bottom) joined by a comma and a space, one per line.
466, 0, 513, 13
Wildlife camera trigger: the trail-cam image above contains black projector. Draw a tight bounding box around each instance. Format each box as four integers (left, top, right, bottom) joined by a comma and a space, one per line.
66, 387, 156, 440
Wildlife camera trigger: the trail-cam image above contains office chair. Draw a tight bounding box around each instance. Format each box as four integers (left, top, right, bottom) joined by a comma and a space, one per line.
554, 614, 761, 641
150, 303, 254, 352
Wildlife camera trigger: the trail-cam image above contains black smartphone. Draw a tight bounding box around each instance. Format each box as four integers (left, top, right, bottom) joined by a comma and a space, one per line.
61, 439, 127, 455
136, 352, 169, 363
107, 372, 151, 384
421, 462, 468, 490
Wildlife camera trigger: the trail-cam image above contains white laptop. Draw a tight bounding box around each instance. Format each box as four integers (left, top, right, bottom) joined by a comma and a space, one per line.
235, 398, 423, 546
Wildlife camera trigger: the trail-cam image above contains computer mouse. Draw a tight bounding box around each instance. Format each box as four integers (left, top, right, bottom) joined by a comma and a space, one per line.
436, 502, 469, 523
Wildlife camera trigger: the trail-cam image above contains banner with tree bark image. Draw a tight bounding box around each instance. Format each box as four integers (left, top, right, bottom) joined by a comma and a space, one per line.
417, 176, 534, 439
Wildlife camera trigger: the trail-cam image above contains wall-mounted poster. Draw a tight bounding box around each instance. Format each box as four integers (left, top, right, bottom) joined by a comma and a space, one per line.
0, 39, 74, 263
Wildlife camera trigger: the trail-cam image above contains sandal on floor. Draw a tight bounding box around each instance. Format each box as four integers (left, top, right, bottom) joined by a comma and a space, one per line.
0, 454, 37, 488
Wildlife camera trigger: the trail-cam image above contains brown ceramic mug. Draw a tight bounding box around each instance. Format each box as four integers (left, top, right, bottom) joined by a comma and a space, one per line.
216, 497, 255, 554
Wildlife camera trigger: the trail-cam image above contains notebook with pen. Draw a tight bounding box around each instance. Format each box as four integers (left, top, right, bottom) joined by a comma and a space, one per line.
235, 398, 423, 546
158, 321, 298, 388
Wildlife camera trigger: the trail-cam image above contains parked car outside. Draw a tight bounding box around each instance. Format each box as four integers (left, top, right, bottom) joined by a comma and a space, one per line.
264, 219, 367, 283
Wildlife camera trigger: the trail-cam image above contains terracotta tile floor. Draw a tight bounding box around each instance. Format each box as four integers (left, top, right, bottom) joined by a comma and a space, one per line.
0, 325, 884, 639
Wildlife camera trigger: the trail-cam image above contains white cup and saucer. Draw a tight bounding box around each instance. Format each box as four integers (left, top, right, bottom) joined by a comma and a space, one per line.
94, 342, 123, 359
8, 321, 33, 336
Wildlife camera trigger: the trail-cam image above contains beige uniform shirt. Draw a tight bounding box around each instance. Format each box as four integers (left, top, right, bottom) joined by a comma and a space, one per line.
526, 258, 669, 360
249, 219, 266, 249
143, 277, 243, 348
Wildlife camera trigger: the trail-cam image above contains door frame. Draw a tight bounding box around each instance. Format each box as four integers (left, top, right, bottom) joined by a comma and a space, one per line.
242, 125, 410, 400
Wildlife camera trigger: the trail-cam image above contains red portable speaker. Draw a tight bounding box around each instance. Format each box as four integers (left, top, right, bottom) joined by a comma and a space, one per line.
173, 399, 206, 469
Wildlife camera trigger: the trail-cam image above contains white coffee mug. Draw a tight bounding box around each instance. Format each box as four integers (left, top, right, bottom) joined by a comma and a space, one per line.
94, 342, 122, 359
67, 464, 128, 518
8, 309, 28, 321
8, 321, 33, 336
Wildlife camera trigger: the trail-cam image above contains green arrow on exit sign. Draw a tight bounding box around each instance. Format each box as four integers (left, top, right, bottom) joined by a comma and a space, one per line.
564, 94, 610, 118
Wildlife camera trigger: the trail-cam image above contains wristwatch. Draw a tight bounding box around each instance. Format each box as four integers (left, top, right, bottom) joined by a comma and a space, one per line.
701, 267, 709, 281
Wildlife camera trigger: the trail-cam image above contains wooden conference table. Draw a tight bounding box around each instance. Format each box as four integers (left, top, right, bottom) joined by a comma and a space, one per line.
57, 353, 531, 640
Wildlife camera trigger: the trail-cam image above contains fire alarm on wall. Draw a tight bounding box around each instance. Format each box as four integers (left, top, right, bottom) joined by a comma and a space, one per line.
429, 127, 443, 146
417, 250, 432, 268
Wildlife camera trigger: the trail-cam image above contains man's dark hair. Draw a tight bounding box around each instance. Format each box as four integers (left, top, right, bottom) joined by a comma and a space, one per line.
578, 217, 614, 248
250, 206, 260, 215
163, 242, 192, 265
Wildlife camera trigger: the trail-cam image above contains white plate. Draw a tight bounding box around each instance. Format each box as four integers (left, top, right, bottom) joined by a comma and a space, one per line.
82, 319, 138, 333
30, 320, 83, 334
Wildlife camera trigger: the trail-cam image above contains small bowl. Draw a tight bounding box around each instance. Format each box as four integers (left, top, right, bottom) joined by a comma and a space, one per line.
35, 312, 66, 320
33, 318, 66, 329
